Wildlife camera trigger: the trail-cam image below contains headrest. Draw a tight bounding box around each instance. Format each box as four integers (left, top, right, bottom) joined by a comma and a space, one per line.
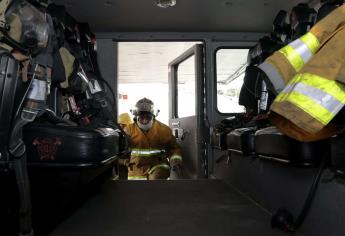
248, 37, 283, 65
271, 10, 291, 43
317, 0, 344, 22
290, 3, 317, 40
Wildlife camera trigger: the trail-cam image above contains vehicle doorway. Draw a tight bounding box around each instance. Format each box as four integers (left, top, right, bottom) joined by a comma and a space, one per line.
117, 42, 201, 126
116, 41, 202, 180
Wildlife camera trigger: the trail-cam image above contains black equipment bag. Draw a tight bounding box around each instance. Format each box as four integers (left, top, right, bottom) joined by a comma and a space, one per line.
0, 49, 20, 161
23, 122, 120, 166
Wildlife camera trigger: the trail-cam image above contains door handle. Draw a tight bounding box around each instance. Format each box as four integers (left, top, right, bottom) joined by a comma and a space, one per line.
171, 121, 180, 127
173, 128, 190, 141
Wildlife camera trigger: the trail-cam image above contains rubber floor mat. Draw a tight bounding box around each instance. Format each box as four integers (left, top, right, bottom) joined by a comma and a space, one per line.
49, 179, 290, 236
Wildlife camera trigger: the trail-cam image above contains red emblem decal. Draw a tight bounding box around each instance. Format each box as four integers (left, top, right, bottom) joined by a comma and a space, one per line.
33, 138, 62, 161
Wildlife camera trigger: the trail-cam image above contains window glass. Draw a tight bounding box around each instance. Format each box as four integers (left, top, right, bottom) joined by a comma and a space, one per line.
177, 55, 195, 117
216, 49, 249, 113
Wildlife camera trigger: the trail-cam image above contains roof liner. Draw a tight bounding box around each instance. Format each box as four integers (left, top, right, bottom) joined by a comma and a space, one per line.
52, 0, 315, 33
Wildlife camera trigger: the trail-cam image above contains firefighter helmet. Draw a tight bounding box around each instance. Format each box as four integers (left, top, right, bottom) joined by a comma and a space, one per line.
132, 97, 155, 116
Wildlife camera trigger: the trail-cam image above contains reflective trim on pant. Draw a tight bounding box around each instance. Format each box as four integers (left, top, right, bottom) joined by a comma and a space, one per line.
148, 164, 170, 174
170, 155, 182, 162
130, 149, 165, 161
131, 148, 165, 157
127, 176, 147, 180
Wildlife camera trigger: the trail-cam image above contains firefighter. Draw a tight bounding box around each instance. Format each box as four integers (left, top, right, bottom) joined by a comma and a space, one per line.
118, 112, 132, 129
123, 98, 182, 180
258, 4, 345, 141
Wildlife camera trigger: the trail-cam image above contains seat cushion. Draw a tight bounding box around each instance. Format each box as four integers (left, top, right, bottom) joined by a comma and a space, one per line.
226, 127, 256, 155
254, 126, 329, 166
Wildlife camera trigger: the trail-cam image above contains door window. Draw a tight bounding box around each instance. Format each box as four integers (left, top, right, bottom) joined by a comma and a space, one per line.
177, 55, 196, 117
216, 49, 249, 113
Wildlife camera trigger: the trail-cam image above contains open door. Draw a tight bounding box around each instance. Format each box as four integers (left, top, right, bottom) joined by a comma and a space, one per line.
168, 44, 206, 179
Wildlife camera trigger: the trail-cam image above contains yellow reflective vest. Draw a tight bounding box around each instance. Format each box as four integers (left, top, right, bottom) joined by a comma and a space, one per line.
124, 120, 182, 179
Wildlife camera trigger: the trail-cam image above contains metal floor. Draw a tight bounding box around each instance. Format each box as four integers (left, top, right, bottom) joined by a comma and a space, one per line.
49, 179, 288, 236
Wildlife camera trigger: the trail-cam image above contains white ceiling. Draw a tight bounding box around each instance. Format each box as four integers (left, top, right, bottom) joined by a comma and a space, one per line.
118, 42, 199, 84
117, 42, 250, 85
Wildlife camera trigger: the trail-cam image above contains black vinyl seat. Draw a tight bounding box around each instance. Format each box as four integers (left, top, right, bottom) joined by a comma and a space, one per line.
226, 127, 256, 155
254, 126, 329, 166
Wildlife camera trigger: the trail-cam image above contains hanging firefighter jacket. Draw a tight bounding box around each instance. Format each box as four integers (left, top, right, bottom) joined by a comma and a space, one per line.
124, 120, 182, 180
269, 25, 345, 142
258, 4, 345, 94
260, 4, 345, 142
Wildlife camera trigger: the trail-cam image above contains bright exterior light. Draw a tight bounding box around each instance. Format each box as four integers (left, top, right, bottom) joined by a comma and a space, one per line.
156, 0, 176, 8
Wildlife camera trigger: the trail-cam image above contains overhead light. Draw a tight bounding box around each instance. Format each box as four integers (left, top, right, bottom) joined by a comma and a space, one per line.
156, 0, 176, 8
104, 1, 113, 7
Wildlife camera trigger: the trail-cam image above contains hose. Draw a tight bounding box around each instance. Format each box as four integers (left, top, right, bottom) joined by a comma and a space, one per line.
294, 156, 328, 229
271, 155, 328, 233
9, 117, 34, 236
